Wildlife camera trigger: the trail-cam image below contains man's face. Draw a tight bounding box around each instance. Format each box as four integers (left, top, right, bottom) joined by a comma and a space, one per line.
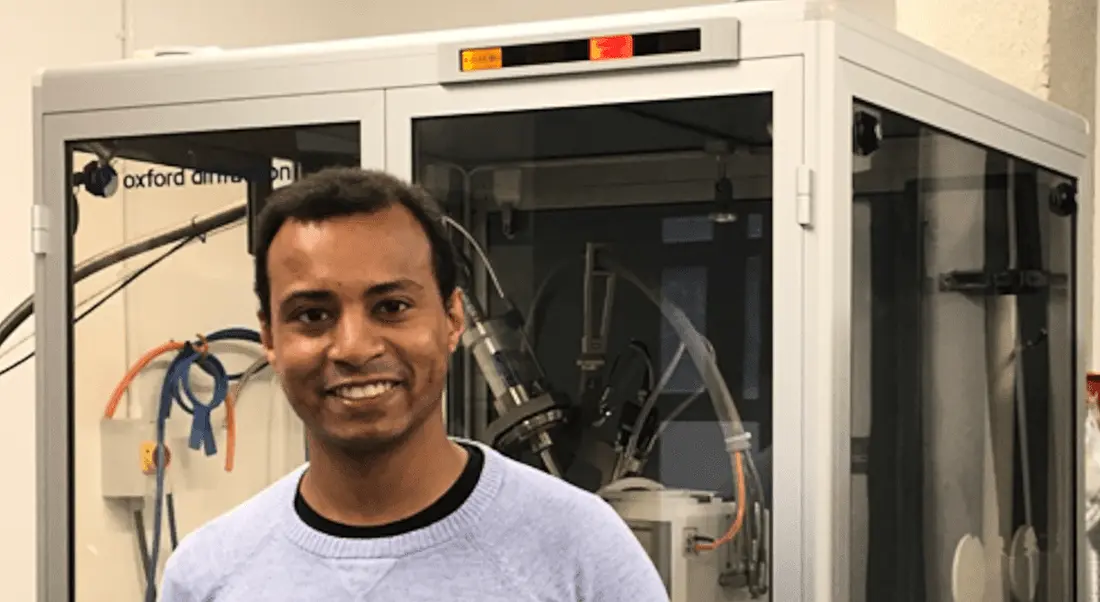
259, 204, 464, 453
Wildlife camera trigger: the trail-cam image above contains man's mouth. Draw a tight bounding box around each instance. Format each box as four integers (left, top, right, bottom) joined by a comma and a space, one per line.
328, 381, 402, 403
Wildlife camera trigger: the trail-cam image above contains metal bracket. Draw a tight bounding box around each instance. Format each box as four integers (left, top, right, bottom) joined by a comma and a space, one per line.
938, 269, 1065, 295
578, 243, 617, 373
575, 243, 617, 407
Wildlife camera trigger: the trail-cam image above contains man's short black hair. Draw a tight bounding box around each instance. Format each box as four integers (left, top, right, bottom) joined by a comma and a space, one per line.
253, 167, 458, 319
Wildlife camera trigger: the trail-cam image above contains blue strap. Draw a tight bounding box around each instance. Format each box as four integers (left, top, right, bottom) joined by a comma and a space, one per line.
183, 352, 227, 456
163, 344, 228, 457
161, 328, 259, 455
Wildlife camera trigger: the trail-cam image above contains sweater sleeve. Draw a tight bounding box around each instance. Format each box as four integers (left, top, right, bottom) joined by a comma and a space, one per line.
158, 560, 199, 602
577, 498, 669, 602
158, 538, 223, 602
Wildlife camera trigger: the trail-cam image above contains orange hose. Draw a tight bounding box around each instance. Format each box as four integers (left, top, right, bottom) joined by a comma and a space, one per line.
103, 341, 185, 420
223, 392, 236, 472
104, 338, 235, 473
695, 451, 747, 552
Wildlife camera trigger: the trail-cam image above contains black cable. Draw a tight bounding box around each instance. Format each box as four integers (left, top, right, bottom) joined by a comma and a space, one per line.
166, 493, 180, 550
627, 341, 656, 392
602, 340, 655, 402
0, 236, 196, 379
133, 509, 152, 579
0, 347, 32, 377
0, 202, 246, 350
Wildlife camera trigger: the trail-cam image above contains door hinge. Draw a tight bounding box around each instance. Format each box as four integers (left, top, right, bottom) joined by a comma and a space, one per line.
795, 165, 814, 228
31, 204, 50, 256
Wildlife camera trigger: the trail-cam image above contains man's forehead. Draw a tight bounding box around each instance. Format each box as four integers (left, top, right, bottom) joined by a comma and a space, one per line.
268, 211, 434, 286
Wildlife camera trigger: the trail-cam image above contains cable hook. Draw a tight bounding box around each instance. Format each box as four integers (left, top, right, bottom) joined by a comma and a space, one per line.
193, 334, 209, 358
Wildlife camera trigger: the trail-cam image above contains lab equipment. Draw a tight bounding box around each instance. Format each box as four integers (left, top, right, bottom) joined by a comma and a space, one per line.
21, 2, 1092, 602
442, 215, 571, 475
457, 285, 569, 476
447, 228, 766, 594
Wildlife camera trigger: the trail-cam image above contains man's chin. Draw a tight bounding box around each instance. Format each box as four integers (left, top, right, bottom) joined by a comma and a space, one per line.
307, 401, 440, 458
317, 424, 412, 456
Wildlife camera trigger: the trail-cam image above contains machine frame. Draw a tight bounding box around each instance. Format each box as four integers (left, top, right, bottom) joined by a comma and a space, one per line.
30, 2, 1092, 601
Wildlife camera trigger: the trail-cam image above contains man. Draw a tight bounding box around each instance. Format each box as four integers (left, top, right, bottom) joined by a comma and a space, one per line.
159, 167, 668, 601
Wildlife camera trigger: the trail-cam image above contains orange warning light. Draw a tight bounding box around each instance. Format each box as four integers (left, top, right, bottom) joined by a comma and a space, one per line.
589, 35, 635, 61
461, 47, 503, 72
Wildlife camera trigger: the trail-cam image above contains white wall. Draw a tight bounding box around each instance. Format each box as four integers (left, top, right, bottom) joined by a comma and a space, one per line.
897, 0, 1052, 96
0, 5, 123, 602
0, 0, 1094, 601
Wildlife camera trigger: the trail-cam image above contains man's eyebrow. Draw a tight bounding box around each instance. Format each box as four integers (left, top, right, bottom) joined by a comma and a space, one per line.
278, 289, 334, 312
276, 280, 424, 313
366, 279, 424, 295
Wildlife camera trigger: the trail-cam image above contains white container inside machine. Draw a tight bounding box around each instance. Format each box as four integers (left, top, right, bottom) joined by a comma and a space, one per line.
601, 477, 766, 602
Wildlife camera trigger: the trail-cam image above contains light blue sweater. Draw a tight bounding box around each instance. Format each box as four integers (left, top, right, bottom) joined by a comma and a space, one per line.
159, 442, 669, 601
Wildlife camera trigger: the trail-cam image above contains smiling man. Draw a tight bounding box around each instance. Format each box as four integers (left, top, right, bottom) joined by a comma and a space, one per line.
157, 167, 668, 602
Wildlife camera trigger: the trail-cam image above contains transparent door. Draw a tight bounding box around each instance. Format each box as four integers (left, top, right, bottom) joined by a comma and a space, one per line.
412, 93, 775, 495
31, 93, 381, 602
848, 100, 1078, 602
388, 62, 806, 600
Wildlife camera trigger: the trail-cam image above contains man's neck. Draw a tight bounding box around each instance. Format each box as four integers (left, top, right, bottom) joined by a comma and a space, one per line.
299, 424, 469, 527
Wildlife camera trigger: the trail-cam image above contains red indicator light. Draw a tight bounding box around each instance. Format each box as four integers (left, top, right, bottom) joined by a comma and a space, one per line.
589, 35, 634, 61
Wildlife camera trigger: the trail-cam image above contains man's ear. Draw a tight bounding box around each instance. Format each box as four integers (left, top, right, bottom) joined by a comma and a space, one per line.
258, 311, 276, 366
446, 289, 466, 353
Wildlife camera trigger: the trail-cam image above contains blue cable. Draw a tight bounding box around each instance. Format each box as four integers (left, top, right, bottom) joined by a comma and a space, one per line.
168, 327, 262, 455
144, 327, 261, 602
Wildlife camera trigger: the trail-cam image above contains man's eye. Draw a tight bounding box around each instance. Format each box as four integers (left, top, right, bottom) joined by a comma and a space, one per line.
296, 308, 331, 323
377, 300, 411, 315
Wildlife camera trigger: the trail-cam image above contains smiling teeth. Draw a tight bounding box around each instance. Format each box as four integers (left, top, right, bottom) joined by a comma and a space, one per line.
336, 382, 395, 401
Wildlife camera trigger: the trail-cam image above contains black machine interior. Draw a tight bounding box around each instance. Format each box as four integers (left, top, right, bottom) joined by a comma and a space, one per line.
480, 198, 773, 494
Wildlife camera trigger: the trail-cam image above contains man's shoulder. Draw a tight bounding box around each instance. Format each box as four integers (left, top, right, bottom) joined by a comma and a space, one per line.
489, 449, 634, 533
164, 466, 303, 579
493, 449, 600, 499
482, 450, 669, 600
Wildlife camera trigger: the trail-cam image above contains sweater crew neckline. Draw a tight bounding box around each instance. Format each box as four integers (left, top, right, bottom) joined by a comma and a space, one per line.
279, 440, 505, 559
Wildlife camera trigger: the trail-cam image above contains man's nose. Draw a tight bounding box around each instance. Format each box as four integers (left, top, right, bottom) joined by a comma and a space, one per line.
328, 313, 385, 366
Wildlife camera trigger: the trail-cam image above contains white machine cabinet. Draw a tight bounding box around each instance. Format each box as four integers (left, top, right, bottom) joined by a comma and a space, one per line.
26, 2, 1092, 602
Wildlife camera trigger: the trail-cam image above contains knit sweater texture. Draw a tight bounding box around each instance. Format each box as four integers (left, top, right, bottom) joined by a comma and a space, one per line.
159, 441, 668, 601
